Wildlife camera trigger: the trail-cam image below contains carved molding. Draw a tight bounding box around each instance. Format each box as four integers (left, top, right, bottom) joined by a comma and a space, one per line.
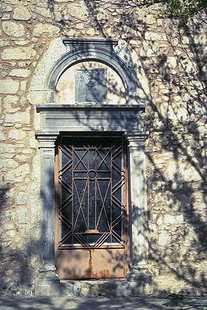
125, 133, 149, 149
35, 132, 59, 149
36, 105, 145, 134
49, 39, 139, 104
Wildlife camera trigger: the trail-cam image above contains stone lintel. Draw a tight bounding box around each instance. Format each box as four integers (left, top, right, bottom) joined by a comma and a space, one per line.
36, 104, 145, 112
36, 105, 145, 133
63, 38, 118, 52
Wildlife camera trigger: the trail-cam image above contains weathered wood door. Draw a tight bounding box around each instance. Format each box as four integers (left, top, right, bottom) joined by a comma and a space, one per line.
55, 134, 129, 279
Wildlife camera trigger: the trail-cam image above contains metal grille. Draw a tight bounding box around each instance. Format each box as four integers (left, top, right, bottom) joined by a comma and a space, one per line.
58, 136, 126, 249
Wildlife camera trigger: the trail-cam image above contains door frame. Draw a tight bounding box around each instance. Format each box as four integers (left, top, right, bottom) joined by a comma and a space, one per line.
36, 105, 148, 278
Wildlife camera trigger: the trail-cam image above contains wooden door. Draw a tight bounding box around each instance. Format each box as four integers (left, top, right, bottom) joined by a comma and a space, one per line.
55, 134, 129, 279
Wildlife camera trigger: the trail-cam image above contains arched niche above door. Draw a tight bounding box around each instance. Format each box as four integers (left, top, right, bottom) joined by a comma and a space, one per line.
28, 38, 150, 107
56, 60, 126, 105
49, 39, 140, 105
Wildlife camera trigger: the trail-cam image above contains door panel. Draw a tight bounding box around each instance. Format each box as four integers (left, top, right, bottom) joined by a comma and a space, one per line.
55, 135, 129, 279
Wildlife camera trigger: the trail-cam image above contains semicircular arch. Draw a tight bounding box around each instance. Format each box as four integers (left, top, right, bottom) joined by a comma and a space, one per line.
49, 47, 139, 97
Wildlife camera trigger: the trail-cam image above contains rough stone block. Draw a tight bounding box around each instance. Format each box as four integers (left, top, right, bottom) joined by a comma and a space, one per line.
0, 144, 15, 153
158, 232, 171, 246
4, 112, 30, 124
8, 129, 26, 140
0, 39, 10, 47
145, 32, 167, 41
3, 95, 19, 105
0, 4, 13, 12
164, 214, 184, 225
0, 131, 6, 141
0, 79, 19, 94
2, 21, 25, 37
15, 39, 30, 46
9, 69, 31, 78
167, 56, 177, 69
33, 23, 60, 37
68, 3, 89, 21
6, 164, 30, 182
0, 159, 18, 169
0, 70, 8, 77
13, 5, 32, 20
1, 47, 36, 60
35, 7, 52, 18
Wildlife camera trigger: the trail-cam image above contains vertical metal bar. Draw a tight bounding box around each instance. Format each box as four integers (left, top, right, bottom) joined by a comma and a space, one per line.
95, 153, 97, 230
72, 145, 74, 245
59, 140, 63, 240
87, 145, 90, 230
120, 138, 125, 245
110, 146, 113, 243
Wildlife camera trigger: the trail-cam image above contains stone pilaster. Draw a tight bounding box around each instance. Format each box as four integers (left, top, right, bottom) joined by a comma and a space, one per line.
126, 133, 149, 271
36, 133, 58, 275
125, 133, 152, 293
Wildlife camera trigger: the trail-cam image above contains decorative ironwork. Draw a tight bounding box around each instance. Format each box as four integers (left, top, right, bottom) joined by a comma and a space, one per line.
58, 136, 126, 249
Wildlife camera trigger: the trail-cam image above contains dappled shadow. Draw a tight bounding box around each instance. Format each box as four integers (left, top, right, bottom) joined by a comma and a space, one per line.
0, 295, 207, 309
0, 192, 35, 294
0, 0, 206, 299
0, 295, 175, 309
76, 1, 207, 294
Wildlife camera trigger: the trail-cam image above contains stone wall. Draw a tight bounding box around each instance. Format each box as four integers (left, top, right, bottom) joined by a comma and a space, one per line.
0, 0, 207, 295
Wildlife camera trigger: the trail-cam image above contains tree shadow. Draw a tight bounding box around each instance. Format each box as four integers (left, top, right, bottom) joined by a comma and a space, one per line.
76, 1, 207, 295
0, 295, 178, 310
0, 0, 206, 301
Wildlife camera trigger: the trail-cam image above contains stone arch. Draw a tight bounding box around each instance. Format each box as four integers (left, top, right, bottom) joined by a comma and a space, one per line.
49, 39, 139, 100
28, 38, 149, 106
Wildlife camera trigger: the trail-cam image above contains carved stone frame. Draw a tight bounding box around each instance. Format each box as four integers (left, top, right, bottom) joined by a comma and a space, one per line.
35, 39, 149, 294
36, 106, 148, 274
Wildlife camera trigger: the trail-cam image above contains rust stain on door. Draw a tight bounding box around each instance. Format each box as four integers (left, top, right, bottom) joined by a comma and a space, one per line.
88, 250, 110, 279
88, 250, 93, 277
